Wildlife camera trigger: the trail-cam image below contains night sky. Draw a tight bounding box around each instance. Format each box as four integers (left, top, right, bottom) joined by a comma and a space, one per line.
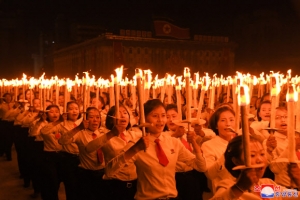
1, 0, 300, 78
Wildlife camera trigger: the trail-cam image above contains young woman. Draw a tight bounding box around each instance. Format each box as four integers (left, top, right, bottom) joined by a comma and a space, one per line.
59, 107, 109, 200
201, 105, 237, 193
18, 98, 41, 187
27, 110, 48, 198
211, 135, 300, 199
86, 105, 142, 200
165, 104, 212, 200
106, 99, 206, 199
0, 93, 15, 161
40, 105, 63, 200
41, 101, 82, 200
250, 100, 272, 139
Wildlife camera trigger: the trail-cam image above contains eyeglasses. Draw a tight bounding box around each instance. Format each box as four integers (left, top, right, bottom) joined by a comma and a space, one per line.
275, 116, 288, 120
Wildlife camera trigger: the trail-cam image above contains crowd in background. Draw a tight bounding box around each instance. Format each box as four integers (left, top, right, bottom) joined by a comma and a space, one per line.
0, 85, 300, 200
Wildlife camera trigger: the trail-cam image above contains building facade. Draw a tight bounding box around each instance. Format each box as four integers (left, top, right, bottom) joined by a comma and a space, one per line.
53, 30, 237, 78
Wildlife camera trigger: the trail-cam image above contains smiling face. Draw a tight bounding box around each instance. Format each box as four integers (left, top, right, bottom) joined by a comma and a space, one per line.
87, 109, 101, 131
166, 109, 179, 131
47, 107, 60, 122
146, 105, 167, 135
258, 103, 271, 121
217, 110, 236, 141
275, 108, 288, 134
67, 102, 80, 122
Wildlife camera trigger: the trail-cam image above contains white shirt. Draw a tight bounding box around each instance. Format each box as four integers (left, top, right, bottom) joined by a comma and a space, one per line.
75, 128, 107, 170
102, 129, 142, 181
41, 123, 63, 152
250, 120, 270, 139
42, 119, 82, 154
269, 149, 300, 188
201, 136, 235, 193
21, 112, 39, 128
106, 133, 206, 200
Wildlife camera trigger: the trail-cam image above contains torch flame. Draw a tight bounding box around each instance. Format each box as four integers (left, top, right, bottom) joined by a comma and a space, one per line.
184, 67, 190, 78
238, 84, 250, 106
286, 84, 298, 102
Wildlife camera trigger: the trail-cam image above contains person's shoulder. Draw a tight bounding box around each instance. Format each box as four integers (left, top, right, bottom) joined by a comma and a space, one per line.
215, 178, 235, 190
201, 136, 219, 148
98, 126, 110, 134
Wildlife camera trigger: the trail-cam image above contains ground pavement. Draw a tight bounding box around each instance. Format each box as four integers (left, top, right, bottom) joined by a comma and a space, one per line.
0, 146, 212, 200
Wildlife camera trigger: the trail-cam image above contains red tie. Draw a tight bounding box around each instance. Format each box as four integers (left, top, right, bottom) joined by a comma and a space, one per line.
92, 133, 104, 164
120, 132, 127, 143
296, 151, 300, 160
181, 137, 193, 152
74, 123, 77, 128
154, 139, 169, 167
7, 103, 10, 110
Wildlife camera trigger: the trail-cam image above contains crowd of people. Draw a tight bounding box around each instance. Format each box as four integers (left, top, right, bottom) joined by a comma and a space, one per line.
0, 86, 300, 200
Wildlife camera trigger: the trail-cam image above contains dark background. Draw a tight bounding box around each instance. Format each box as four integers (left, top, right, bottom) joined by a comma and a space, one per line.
1, 0, 300, 78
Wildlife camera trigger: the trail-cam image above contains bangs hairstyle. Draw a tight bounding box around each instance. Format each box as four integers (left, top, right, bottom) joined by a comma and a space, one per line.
208, 105, 235, 135
105, 104, 131, 130
66, 101, 81, 119
45, 105, 61, 122
224, 135, 263, 178
165, 104, 178, 112
144, 99, 166, 117
256, 100, 271, 121
86, 107, 101, 128
86, 107, 101, 118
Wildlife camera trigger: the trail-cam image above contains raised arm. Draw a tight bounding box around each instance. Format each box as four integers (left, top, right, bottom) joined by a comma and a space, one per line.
105, 135, 149, 178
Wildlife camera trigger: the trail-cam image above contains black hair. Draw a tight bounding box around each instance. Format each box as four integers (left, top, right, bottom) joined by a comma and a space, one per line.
144, 99, 166, 118
2, 93, 12, 103
85, 107, 101, 128
45, 105, 61, 122
256, 100, 271, 121
208, 105, 235, 135
102, 92, 110, 105
105, 104, 131, 130
66, 101, 81, 119
224, 135, 263, 178
165, 104, 178, 113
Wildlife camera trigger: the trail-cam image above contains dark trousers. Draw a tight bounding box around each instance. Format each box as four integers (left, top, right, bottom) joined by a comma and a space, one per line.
59, 152, 80, 200
2, 120, 14, 160
27, 138, 44, 193
14, 125, 29, 177
41, 151, 63, 200
175, 170, 206, 200
107, 179, 137, 200
263, 166, 275, 180
77, 167, 108, 200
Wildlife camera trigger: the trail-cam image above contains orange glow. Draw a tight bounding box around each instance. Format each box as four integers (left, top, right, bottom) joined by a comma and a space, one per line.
286, 85, 298, 102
